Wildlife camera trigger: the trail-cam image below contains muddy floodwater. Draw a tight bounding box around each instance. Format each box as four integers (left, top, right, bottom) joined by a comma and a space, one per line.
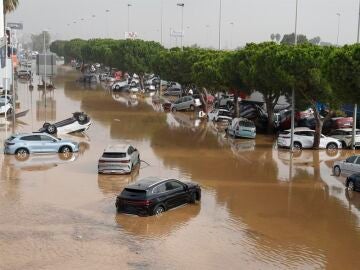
1, 67, 360, 270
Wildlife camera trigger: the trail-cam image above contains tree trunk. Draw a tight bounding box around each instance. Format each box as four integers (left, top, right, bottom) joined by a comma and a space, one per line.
266, 101, 274, 134
200, 87, 208, 113
234, 90, 239, 118
313, 105, 322, 149
139, 74, 144, 90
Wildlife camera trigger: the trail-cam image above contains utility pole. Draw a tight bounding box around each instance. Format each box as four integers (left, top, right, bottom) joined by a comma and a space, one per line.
352, 1, 360, 150
218, 0, 222, 50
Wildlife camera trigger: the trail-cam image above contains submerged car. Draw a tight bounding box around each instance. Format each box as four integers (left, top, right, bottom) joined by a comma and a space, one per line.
345, 173, 360, 191
227, 118, 256, 139
0, 101, 12, 115
115, 177, 201, 216
208, 109, 232, 122
333, 155, 360, 176
328, 128, 360, 148
277, 127, 341, 150
4, 133, 79, 159
98, 144, 140, 174
38, 112, 91, 135
170, 96, 201, 112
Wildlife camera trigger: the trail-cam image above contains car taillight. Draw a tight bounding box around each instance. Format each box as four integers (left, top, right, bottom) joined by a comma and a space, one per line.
136, 200, 152, 206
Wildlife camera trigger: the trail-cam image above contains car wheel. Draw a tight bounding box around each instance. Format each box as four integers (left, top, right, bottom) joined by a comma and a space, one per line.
293, 142, 302, 150
190, 105, 195, 111
348, 181, 355, 191
59, 151, 73, 161
115, 85, 120, 90
77, 113, 86, 122
190, 192, 197, 204
46, 124, 57, 135
333, 166, 341, 176
153, 205, 165, 216
59, 145, 72, 153
43, 122, 50, 128
15, 148, 29, 161
327, 142, 338, 150
172, 107, 177, 112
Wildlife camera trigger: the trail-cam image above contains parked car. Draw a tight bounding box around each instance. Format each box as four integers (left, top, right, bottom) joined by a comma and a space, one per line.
38, 112, 91, 135
323, 117, 353, 134
345, 173, 360, 191
164, 87, 183, 96
328, 128, 360, 148
333, 155, 360, 177
98, 144, 140, 174
277, 127, 342, 150
227, 118, 256, 139
112, 81, 129, 91
170, 96, 201, 112
208, 109, 232, 122
0, 101, 12, 115
115, 177, 201, 216
215, 94, 234, 109
4, 133, 79, 160
16, 70, 31, 79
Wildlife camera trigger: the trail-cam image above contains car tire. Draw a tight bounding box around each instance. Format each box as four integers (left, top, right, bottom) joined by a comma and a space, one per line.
59, 151, 73, 161
115, 85, 120, 90
43, 122, 50, 128
347, 180, 355, 191
46, 124, 57, 135
76, 113, 86, 122
190, 105, 195, 111
333, 166, 341, 177
153, 205, 165, 216
293, 142, 302, 150
172, 107, 177, 112
15, 148, 29, 161
327, 142, 338, 150
190, 192, 197, 204
59, 145, 72, 153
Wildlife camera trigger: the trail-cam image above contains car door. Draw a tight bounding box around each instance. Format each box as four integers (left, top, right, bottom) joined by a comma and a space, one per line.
40, 135, 58, 153
343, 156, 357, 173
22, 135, 42, 153
177, 97, 185, 110
301, 131, 315, 148
164, 181, 188, 208
351, 157, 360, 174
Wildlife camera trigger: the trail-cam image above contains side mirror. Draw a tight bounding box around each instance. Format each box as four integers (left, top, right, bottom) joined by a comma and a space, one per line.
53, 139, 57, 142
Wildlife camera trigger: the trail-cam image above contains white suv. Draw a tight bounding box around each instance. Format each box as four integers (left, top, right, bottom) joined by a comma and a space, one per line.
277, 127, 342, 150
328, 128, 360, 148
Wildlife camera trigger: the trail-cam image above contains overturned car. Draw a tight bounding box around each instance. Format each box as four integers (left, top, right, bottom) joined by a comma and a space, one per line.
39, 112, 91, 135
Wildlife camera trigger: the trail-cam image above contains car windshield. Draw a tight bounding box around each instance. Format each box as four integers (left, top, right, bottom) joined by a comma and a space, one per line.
102, 152, 126, 158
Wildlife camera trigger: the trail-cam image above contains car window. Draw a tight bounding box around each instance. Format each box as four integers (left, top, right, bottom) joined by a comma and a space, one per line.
127, 147, 133, 155
346, 156, 357, 164
152, 183, 166, 194
165, 181, 184, 191
21, 135, 41, 141
356, 158, 360, 165
40, 135, 54, 141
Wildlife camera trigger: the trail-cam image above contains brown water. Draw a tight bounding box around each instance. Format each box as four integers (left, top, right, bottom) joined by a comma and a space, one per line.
1, 67, 360, 270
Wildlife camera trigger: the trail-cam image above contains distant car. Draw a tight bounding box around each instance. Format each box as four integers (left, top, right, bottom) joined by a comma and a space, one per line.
164, 87, 183, 96
227, 118, 256, 139
115, 177, 201, 216
328, 128, 360, 148
345, 173, 360, 191
208, 109, 232, 122
333, 155, 360, 176
17, 70, 31, 79
171, 96, 201, 112
4, 133, 79, 160
98, 144, 140, 174
0, 101, 12, 115
215, 94, 234, 109
323, 117, 353, 134
277, 127, 342, 150
112, 81, 130, 91
38, 112, 91, 135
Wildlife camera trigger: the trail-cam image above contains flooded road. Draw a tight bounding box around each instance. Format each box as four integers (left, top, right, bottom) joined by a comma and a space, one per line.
1, 67, 360, 270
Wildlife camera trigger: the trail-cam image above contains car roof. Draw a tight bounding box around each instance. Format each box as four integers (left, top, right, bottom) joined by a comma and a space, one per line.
104, 144, 130, 153
126, 177, 178, 190
13, 132, 50, 137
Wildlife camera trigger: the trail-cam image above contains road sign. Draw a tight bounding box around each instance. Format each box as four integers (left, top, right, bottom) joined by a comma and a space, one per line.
7, 22, 23, 30
170, 30, 184, 38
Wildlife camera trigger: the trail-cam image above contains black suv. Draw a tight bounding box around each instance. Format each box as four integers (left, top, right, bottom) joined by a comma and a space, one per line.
115, 177, 201, 216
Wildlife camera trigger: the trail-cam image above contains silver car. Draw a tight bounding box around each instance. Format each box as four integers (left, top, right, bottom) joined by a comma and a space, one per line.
171, 96, 201, 112
333, 155, 360, 176
4, 133, 79, 160
98, 144, 140, 174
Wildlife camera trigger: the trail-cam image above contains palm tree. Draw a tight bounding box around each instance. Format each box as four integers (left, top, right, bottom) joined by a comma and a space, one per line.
3, 0, 19, 14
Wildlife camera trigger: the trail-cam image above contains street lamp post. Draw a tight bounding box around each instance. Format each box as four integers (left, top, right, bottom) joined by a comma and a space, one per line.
336, 13, 341, 46
160, 0, 163, 45
230, 22, 234, 49
290, 0, 299, 152
218, 0, 222, 50
105, 9, 110, 38
127, 4, 132, 34
352, 1, 360, 149
177, 3, 184, 50
43, 30, 47, 122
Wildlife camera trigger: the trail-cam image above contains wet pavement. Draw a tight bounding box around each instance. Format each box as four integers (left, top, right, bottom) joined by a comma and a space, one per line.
1, 66, 360, 270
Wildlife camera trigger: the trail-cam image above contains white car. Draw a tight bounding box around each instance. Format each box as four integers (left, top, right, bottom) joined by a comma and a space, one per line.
277, 127, 342, 150
208, 109, 232, 122
39, 112, 91, 135
0, 101, 12, 115
328, 128, 360, 148
333, 155, 360, 176
112, 81, 129, 91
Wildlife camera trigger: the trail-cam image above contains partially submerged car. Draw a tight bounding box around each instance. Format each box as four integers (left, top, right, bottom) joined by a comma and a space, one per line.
277, 127, 342, 150
4, 133, 79, 160
98, 144, 140, 174
170, 96, 201, 112
16, 69, 31, 79
38, 112, 91, 135
112, 80, 130, 91
345, 173, 360, 192
333, 155, 360, 177
0, 101, 12, 115
115, 177, 201, 216
227, 118, 256, 139
208, 109, 232, 122
328, 128, 360, 148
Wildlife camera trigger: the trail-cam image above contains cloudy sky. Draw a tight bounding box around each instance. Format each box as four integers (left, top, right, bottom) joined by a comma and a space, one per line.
7, 0, 360, 48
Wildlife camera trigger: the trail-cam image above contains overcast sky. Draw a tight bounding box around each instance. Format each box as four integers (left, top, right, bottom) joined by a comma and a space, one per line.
7, 0, 360, 48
